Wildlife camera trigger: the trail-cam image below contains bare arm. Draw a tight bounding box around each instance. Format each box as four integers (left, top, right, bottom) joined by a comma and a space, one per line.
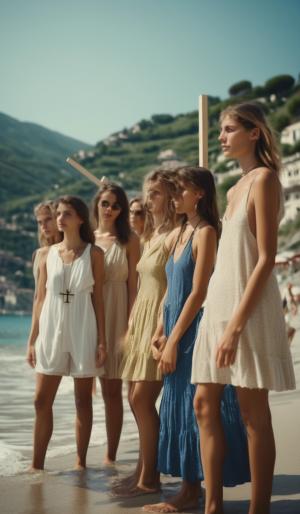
126, 232, 140, 318
216, 169, 281, 367
91, 246, 107, 366
26, 248, 48, 367
159, 226, 217, 374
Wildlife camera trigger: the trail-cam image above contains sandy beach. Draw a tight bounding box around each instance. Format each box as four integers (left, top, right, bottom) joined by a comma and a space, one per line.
1, 326, 300, 514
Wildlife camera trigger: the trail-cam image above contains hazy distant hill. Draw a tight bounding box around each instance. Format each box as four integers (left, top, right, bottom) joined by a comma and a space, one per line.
0, 112, 91, 211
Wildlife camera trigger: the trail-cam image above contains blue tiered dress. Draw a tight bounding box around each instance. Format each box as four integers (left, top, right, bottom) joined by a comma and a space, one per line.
158, 234, 250, 486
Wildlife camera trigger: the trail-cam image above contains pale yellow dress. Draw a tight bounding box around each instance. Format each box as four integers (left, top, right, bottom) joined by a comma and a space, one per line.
97, 241, 129, 379
121, 233, 168, 381
191, 181, 296, 392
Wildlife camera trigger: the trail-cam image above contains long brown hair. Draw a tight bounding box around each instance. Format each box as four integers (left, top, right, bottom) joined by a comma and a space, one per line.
34, 200, 62, 246
56, 196, 95, 244
176, 166, 221, 238
143, 169, 178, 241
93, 182, 131, 245
220, 102, 281, 174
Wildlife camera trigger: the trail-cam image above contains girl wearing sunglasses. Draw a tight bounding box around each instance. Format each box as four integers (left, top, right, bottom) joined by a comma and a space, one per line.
93, 183, 140, 464
129, 197, 146, 238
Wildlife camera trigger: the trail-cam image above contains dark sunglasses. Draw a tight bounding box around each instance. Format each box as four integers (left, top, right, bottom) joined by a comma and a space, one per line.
100, 200, 121, 211
130, 209, 144, 216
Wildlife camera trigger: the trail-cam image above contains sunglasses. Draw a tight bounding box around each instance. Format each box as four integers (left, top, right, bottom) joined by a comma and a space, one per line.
130, 209, 144, 216
100, 200, 121, 211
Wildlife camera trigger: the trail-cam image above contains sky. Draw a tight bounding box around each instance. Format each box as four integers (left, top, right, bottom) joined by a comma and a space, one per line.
1, 0, 299, 144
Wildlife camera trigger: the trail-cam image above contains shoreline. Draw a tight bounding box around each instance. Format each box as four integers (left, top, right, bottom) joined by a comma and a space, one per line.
1, 392, 300, 514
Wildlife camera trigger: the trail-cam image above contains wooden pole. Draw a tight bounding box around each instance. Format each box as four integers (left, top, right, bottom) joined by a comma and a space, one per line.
198, 95, 208, 168
66, 157, 102, 187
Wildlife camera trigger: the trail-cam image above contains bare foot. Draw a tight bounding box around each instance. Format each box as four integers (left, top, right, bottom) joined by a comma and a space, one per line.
74, 464, 86, 471
112, 473, 138, 494
27, 466, 44, 473
112, 484, 160, 498
103, 456, 116, 466
142, 489, 200, 512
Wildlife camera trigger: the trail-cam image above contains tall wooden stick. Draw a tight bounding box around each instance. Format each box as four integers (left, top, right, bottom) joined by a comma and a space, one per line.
199, 95, 208, 167
66, 157, 102, 187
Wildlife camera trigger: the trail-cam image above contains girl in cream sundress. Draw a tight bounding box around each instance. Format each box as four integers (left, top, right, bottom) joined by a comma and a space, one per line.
192, 103, 296, 514
93, 182, 140, 464
114, 169, 178, 496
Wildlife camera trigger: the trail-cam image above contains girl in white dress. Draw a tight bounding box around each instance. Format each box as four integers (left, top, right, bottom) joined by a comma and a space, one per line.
93, 183, 140, 464
192, 103, 296, 514
32, 201, 62, 287
27, 196, 107, 471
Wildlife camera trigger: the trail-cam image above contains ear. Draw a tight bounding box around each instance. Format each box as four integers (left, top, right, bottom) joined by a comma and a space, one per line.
196, 189, 205, 200
250, 127, 260, 141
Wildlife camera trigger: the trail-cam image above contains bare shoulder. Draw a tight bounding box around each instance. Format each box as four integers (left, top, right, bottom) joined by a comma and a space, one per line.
127, 230, 140, 251
165, 226, 181, 252
194, 224, 217, 245
38, 246, 51, 263
253, 167, 281, 194
90, 244, 104, 262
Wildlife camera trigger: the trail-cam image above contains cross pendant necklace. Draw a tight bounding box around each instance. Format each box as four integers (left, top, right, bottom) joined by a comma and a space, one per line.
59, 247, 76, 304
60, 288, 74, 304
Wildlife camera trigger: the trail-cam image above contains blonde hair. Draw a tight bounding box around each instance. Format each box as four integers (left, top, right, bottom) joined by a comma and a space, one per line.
143, 169, 178, 241
34, 200, 61, 246
220, 102, 281, 174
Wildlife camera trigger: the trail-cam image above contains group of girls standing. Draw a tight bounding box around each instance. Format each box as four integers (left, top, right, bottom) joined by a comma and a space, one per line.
27, 102, 295, 514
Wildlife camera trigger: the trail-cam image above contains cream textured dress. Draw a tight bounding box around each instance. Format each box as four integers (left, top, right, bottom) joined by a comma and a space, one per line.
191, 181, 296, 392
33, 248, 42, 287
35, 244, 104, 377
120, 233, 168, 381
98, 241, 129, 379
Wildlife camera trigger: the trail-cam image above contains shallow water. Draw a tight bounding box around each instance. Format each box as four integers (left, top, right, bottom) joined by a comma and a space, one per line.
0, 315, 137, 476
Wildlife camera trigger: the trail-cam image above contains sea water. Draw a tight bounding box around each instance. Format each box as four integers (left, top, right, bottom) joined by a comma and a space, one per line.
0, 315, 137, 476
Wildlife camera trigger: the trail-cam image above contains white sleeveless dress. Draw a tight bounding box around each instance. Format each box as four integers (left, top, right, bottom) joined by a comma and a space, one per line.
97, 241, 128, 379
35, 244, 104, 378
191, 182, 296, 392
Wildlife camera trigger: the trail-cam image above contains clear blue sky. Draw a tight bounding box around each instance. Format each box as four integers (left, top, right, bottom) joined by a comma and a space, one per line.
1, 0, 299, 144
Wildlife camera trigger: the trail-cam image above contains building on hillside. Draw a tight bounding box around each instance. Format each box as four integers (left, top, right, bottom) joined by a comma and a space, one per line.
281, 121, 300, 146
281, 153, 300, 224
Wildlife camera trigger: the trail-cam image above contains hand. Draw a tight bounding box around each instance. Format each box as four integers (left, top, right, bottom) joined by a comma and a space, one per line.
158, 340, 178, 374
26, 345, 36, 368
151, 334, 167, 361
96, 344, 107, 367
215, 327, 240, 368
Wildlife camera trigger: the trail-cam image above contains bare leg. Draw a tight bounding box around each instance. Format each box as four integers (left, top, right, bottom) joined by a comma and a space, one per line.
112, 381, 142, 493
143, 479, 202, 512
74, 377, 94, 469
193, 383, 225, 514
31, 373, 62, 470
100, 377, 123, 463
237, 387, 275, 514
129, 380, 162, 492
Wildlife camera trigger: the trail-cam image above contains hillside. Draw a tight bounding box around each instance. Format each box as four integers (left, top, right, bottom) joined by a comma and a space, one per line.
0, 112, 91, 212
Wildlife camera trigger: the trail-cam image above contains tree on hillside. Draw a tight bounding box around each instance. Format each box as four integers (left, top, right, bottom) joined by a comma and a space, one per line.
228, 80, 252, 97
151, 114, 174, 124
270, 113, 291, 132
265, 75, 295, 97
287, 96, 300, 118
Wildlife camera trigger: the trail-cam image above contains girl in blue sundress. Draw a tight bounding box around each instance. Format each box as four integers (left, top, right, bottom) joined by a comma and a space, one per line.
144, 167, 250, 513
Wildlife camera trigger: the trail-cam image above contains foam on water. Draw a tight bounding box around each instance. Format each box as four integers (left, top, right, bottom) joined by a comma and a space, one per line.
0, 441, 29, 476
